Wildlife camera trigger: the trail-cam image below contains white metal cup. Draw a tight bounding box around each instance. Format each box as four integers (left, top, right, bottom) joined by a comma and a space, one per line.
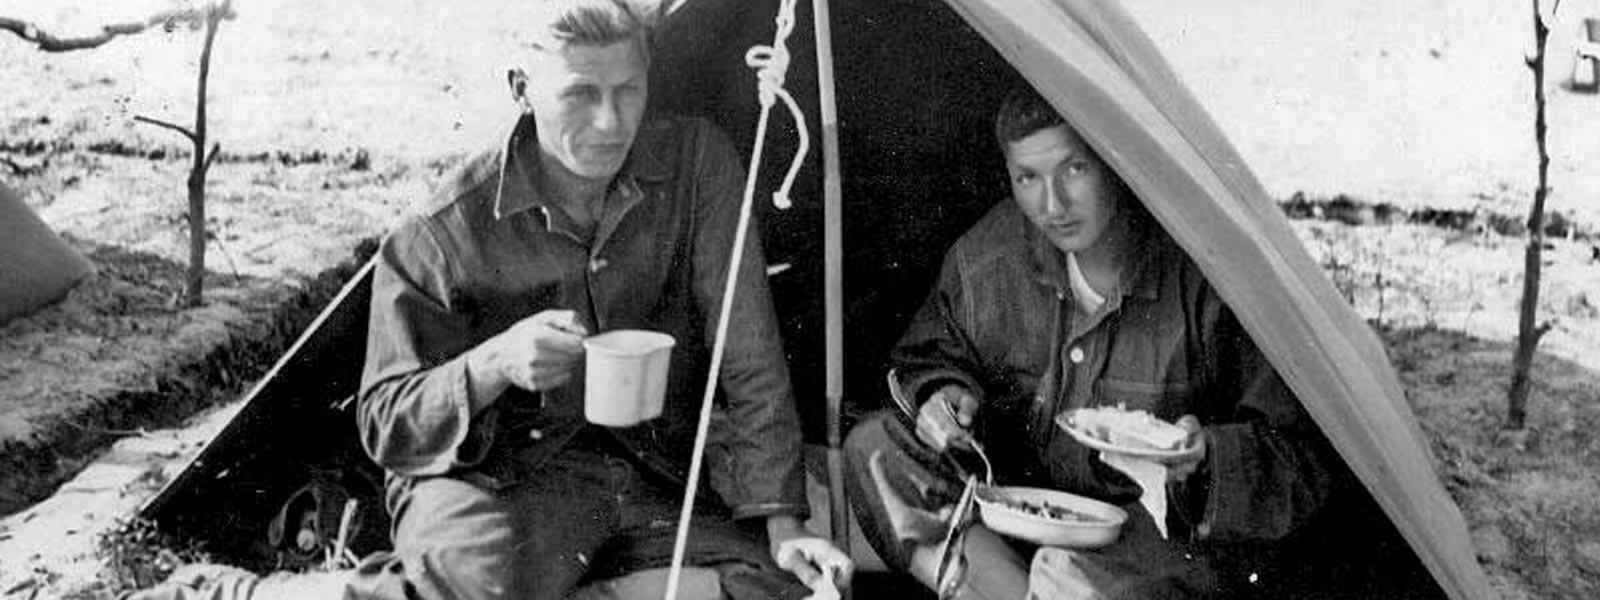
582, 330, 675, 427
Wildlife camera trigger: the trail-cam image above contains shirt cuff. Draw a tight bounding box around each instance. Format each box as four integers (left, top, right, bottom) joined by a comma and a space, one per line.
731, 501, 811, 522
380, 355, 495, 477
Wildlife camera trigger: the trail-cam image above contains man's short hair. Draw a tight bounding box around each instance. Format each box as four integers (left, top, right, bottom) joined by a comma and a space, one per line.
994, 86, 1066, 152
522, 0, 656, 54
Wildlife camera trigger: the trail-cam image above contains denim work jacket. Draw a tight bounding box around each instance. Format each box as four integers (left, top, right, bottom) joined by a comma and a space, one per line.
359, 114, 807, 521
893, 200, 1347, 543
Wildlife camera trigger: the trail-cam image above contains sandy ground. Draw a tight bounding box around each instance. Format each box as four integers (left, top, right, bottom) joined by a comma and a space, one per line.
0, 403, 235, 599
2, 0, 1600, 598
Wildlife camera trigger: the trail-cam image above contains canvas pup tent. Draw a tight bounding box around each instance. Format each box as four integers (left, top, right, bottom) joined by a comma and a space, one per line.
142, 0, 1493, 598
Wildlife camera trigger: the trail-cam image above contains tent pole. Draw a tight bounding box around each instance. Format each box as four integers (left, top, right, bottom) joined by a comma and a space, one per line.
812, 0, 851, 564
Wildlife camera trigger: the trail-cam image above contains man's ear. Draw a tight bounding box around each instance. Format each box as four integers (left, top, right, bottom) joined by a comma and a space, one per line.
507, 68, 532, 109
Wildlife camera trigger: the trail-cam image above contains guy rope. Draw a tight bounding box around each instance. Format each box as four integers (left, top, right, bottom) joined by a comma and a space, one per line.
662, 0, 816, 597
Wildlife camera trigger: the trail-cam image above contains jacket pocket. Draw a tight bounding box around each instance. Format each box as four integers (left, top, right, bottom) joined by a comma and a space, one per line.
1094, 377, 1192, 419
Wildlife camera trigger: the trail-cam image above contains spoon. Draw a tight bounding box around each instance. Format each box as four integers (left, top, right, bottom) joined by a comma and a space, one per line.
934, 474, 978, 599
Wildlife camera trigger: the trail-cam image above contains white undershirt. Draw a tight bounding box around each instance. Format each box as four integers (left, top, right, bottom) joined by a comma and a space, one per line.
1065, 252, 1106, 314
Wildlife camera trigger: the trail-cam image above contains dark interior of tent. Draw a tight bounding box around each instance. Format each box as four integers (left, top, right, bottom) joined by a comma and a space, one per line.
141, 0, 1449, 596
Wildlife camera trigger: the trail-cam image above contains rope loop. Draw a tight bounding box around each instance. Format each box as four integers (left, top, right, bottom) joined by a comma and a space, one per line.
744, 45, 788, 109
741, 0, 807, 209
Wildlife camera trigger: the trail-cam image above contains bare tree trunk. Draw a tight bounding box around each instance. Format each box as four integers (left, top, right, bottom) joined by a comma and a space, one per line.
1508, 0, 1559, 429
10, 3, 234, 307
184, 7, 226, 307
129, 3, 230, 308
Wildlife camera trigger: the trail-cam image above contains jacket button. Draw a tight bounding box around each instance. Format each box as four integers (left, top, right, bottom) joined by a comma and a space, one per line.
528, 428, 543, 440
1068, 346, 1085, 364
589, 258, 608, 273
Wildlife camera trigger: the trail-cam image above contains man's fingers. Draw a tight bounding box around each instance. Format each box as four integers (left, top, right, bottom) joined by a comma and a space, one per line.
506, 363, 575, 393
535, 325, 587, 354
951, 390, 979, 427
914, 413, 948, 451
774, 540, 822, 584
525, 310, 589, 347
1176, 415, 1202, 434
535, 371, 571, 391
776, 538, 854, 593
532, 341, 585, 366
815, 546, 855, 589
916, 394, 970, 451
543, 310, 590, 339
930, 385, 977, 430
808, 548, 854, 593
791, 559, 825, 589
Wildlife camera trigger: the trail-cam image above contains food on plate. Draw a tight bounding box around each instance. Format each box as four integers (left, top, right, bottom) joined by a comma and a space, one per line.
1010, 497, 1103, 523
1071, 404, 1189, 451
979, 487, 1106, 524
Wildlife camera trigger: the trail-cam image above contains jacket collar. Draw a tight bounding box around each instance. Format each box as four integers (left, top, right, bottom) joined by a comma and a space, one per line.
1026, 208, 1161, 302
492, 113, 672, 221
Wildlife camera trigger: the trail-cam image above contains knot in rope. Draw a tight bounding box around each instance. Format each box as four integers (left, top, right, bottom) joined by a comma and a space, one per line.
739, 0, 807, 209
743, 0, 798, 108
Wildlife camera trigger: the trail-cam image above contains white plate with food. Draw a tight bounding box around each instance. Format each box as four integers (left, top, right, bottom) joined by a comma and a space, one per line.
1055, 405, 1200, 460
974, 486, 1126, 548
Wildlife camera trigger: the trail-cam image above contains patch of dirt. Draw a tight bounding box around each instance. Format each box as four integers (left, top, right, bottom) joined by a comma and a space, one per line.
1388, 327, 1600, 600
0, 238, 374, 515
0, 404, 236, 600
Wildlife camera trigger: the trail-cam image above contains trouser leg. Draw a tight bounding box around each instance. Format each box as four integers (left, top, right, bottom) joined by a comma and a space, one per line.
130, 441, 807, 600
581, 460, 811, 600
348, 447, 621, 600
842, 411, 1029, 598
842, 411, 961, 571
1028, 492, 1224, 599
349, 476, 519, 600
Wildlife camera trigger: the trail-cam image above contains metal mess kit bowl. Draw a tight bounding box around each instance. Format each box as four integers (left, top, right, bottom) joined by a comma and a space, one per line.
974, 486, 1127, 549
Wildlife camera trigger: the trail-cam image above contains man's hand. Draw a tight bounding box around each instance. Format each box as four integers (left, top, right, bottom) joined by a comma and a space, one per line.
767, 515, 854, 594
914, 384, 979, 452
466, 310, 588, 404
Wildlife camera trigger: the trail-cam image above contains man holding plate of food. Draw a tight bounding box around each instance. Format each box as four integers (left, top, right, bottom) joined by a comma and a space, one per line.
842, 86, 1351, 599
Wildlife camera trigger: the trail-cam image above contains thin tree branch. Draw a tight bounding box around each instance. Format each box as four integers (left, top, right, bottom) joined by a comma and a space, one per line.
0, 4, 234, 53
133, 115, 198, 144
1535, 320, 1555, 341
201, 142, 221, 176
